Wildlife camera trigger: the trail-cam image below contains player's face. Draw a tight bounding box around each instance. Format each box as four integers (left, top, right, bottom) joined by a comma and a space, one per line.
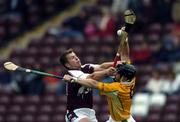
66, 52, 81, 69
115, 73, 121, 81
115, 73, 128, 83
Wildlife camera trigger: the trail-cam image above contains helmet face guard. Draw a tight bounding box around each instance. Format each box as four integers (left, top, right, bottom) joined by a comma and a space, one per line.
116, 63, 136, 82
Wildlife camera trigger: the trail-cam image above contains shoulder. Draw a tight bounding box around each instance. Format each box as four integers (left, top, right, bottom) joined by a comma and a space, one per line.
81, 64, 99, 73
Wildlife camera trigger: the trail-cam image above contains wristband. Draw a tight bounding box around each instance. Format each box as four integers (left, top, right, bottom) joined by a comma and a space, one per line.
70, 77, 78, 83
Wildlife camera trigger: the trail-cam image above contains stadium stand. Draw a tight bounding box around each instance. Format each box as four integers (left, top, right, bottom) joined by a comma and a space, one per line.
0, 0, 77, 47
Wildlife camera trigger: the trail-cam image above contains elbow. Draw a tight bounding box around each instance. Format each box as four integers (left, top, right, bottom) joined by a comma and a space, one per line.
77, 78, 99, 89
91, 80, 99, 89
86, 79, 99, 89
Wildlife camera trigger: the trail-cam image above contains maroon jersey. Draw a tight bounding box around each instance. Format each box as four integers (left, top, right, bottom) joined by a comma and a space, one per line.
66, 64, 96, 111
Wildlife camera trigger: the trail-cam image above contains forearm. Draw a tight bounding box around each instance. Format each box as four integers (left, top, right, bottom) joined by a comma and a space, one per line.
87, 70, 108, 80
75, 78, 98, 89
94, 62, 113, 71
120, 38, 130, 62
63, 74, 99, 89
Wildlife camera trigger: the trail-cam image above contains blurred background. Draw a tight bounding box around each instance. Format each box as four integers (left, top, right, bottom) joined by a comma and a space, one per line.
0, 0, 180, 122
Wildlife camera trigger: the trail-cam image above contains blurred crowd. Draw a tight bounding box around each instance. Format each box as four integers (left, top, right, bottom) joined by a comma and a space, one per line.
0, 0, 180, 121
0, 0, 77, 47
0, 0, 179, 98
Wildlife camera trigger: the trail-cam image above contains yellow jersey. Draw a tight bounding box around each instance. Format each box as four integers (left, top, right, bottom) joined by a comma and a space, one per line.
97, 79, 135, 121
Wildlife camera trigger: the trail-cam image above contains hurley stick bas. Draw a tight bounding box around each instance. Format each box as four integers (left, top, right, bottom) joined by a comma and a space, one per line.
4, 62, 63, 79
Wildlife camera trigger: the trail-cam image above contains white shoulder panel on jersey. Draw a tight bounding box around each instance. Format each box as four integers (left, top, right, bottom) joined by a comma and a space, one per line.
81, 64, 99, 68
68, 70, 89, 79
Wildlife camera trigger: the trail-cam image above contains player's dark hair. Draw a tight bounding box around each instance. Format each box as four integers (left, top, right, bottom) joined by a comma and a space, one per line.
60, 48, 73, 69
116, 63, 136, 81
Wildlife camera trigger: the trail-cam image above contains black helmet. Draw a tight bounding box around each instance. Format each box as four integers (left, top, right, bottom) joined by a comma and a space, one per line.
116, 63, 136, 80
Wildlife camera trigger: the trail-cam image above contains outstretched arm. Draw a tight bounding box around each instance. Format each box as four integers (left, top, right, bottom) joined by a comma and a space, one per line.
63, 74, 99, 88
63, 74, 119, 92
63, 67, 116, 88
87, 67, 116, 80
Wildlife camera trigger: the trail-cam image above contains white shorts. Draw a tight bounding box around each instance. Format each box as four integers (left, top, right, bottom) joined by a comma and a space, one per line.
65, 108, 98, 122
106, 115, 136, 122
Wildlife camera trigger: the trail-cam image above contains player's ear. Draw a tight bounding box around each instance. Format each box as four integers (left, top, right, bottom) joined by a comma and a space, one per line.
65, 63, 71, 69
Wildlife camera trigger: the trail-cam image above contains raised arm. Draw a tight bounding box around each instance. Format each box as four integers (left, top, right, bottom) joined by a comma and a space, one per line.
116, 10, 136, 63
117, 29, 130, 62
